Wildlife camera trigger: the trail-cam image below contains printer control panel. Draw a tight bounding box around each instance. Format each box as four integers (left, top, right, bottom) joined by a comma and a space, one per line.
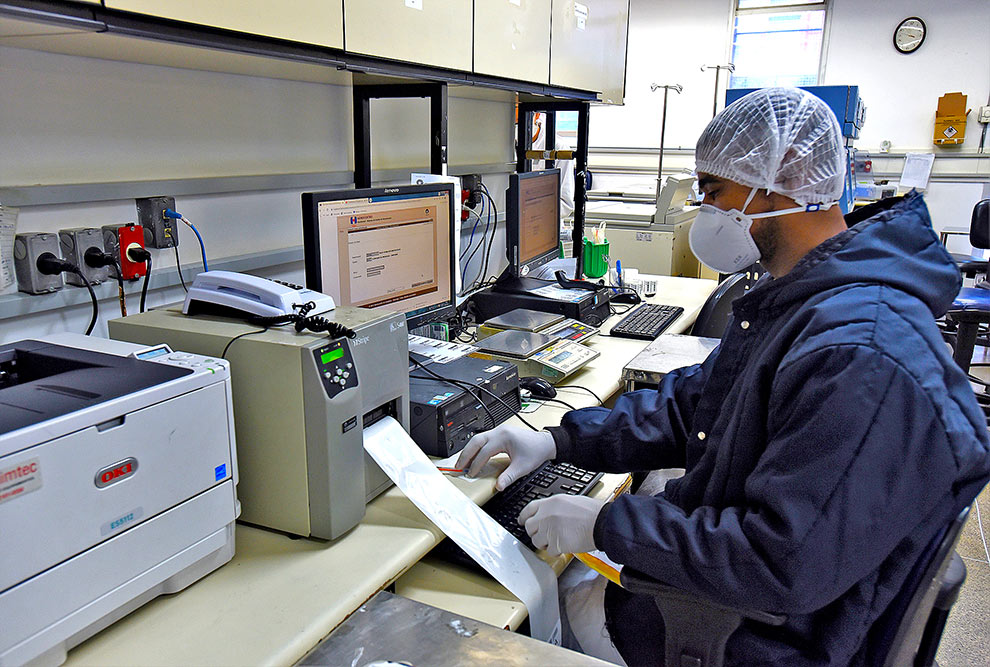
313, 340, 357, 399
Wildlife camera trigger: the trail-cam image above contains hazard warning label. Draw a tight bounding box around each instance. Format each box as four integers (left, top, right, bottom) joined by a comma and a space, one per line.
0, 458, 42, 505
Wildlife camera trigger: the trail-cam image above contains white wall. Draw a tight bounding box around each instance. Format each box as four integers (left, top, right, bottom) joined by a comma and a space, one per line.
824, 0, 990, 152
590, 0, 990, 239
0, 45, 514, 343
589, 0, 734, 150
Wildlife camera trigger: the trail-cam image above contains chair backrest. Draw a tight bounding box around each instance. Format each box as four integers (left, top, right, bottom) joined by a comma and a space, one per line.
970, 199, 990, 249
868, 506, 970, 666
690, 273, 751, 339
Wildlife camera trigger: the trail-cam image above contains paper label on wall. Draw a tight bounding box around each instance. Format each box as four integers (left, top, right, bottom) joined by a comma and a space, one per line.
574, 2, 589, 30
0, 203, 18, 290
363, 417, 562, 644
405, 0, 423, 9
900, 153, 935, 190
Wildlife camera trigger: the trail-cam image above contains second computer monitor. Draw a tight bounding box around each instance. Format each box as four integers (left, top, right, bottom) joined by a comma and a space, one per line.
302, 183, 457, 330
506, 169, 561, 278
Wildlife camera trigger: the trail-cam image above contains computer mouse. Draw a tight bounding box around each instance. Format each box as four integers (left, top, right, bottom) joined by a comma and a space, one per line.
611, 290, 642, 305
519, 376, 557, 400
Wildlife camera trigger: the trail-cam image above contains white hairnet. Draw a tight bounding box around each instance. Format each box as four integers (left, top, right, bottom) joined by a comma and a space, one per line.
695, 87, 846, 206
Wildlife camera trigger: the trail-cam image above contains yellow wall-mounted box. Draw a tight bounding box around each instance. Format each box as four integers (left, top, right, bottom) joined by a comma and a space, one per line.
934, 92, 968, 146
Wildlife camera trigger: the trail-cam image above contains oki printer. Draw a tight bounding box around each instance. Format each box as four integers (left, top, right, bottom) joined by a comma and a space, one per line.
0, 334, 239, 666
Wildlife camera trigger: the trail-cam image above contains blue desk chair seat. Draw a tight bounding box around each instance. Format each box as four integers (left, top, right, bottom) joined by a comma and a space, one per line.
946, 200, 990, 382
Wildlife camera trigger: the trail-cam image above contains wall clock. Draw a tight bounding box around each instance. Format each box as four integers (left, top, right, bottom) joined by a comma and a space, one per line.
894, 17, 926, 54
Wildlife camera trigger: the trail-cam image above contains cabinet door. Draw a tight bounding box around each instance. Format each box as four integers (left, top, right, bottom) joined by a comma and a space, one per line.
343, 0, 472, 72
104, 1, 344, 48
550, 0, 629, 102
474, 0, 551, 84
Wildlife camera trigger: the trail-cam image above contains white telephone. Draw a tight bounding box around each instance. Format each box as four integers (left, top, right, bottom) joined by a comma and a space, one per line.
182, 270, 336, 318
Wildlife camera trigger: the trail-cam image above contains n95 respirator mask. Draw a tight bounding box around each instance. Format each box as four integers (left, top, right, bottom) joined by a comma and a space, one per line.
688, 188, 837, 274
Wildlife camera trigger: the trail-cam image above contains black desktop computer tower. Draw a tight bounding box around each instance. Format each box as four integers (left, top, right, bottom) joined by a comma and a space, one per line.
409, 354, 521, 457
471, 282, 612, 327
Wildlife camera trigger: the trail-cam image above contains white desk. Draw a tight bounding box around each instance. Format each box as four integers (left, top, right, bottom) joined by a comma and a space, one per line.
65, 276, 717, 666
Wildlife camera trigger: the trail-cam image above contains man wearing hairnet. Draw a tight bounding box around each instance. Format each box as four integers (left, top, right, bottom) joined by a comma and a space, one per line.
458, 88, 990, 665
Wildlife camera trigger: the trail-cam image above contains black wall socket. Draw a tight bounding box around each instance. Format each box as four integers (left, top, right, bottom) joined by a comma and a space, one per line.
135, 196, 178, 248
461, 174, 483, 208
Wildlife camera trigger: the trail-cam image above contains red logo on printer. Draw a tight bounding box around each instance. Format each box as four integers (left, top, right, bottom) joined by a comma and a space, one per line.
94, 458, 138, 488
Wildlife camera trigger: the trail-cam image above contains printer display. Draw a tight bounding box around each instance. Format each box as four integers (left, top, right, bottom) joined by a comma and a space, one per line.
109, 305, 409, 541
0, 334, 239, 667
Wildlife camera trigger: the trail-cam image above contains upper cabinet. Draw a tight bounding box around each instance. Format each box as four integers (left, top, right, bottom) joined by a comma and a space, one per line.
103, 0, 344, 49
474, 0, 551, 85
550, 0, 629, 103
343, 0, 473, 72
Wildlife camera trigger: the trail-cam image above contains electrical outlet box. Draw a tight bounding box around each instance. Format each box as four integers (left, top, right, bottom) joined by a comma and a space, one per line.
59, 227, 109, 286
13, 232, 63, 294
461, 174, 483, 208
135, 196, 177, 248
102, 223, 148, 280
979, 106, 990, 124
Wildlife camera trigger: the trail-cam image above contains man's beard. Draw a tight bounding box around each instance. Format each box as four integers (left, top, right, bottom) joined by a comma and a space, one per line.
751, 216, 781, 266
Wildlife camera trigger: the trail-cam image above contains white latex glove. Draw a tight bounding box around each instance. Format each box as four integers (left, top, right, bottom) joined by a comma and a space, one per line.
455, 423, 556, 491
518, 495, 606, 557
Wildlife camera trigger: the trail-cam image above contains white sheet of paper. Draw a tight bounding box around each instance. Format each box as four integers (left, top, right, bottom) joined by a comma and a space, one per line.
0, 204, 17, 290
900, 153, 935, 190
407, 334, 476, 364
364, 417, 562, 644
528, 283, 588, 303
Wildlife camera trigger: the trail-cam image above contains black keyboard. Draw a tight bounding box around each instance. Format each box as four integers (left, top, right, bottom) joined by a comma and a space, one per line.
434, 461, 604, 568
609, 303, 684, 340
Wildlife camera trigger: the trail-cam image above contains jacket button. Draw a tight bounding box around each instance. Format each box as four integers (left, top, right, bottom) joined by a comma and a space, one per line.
740, 321, 750, 330
697, 432, 706, 440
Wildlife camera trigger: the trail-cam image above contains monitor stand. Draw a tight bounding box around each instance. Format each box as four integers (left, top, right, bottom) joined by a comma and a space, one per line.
471, 269, 611, 325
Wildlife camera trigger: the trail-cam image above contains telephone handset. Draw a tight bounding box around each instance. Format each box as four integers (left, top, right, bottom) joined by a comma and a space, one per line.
182, 270, 336, 318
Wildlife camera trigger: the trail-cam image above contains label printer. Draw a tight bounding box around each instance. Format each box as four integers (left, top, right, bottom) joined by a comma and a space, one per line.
109, 304, 409, 541
0, 334, 239, 667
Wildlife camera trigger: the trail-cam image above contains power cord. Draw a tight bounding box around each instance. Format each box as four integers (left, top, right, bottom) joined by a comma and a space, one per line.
164, 208, 209, 273
408, 355, 540, 432
479, 184, 500, 284
534, 396, 578, 411
555, 384, 604, 406
36, 252, 98, 335
221, 327, 269, 359
173, 244, 188, 292
124, 246, 153, 313
84, 247, 127, 316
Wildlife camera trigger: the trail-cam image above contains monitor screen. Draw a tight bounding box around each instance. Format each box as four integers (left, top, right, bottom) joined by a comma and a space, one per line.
506, 169, 561, 277
302, 184, 456, 329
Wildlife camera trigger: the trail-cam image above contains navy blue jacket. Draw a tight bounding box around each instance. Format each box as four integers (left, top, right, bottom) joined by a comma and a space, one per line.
548, 192, 990, 665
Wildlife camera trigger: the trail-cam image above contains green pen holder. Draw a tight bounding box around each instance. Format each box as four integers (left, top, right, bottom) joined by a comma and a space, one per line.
583, 238, 609, 278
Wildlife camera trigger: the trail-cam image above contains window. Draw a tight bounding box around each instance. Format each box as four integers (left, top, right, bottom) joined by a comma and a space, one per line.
729, 1, 827, 89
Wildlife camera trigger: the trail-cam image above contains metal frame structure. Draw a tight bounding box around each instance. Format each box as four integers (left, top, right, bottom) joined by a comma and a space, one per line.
352, 83, 448, 189
516, 100, 591, 280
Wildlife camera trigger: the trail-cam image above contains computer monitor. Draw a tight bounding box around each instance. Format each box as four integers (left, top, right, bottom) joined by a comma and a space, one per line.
302, 183, 457, 330
505, 169, 561, 278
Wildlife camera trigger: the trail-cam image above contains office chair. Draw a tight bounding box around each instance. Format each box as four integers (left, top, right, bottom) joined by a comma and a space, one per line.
689, 270, 760, 339
619, 507, 970, 667
944, 200, 990, 418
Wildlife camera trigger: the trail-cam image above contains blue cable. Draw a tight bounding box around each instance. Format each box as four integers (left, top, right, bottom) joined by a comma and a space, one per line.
460, 196, 484, 259
164, 208, 209, 273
